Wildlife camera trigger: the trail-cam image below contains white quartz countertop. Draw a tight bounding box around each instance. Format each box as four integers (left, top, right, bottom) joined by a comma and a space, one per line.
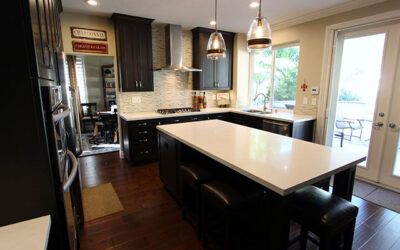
120, 108, 315, 123
0, 215, 51, 250
157, 120, 366, 196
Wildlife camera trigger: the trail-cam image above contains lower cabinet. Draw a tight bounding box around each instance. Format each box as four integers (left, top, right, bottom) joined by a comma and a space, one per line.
158, 132, 180, 198
122, 112, 314, 166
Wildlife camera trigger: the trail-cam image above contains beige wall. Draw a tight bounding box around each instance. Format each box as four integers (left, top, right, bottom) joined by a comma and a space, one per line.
60, 12, 116, 57
262, 0, 400, 119
231, 34, 250, 108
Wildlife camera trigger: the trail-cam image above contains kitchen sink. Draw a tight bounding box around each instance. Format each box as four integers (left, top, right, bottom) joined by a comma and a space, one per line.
241, 109, 273, 114
241, 109, 263, 113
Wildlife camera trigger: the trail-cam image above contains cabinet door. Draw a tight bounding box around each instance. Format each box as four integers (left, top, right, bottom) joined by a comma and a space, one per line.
215, 33, 234, 90
115, 19, 140, 91
30, 0, 55, 80
158, 132, 178, 197
193, 30, 215, 90
113, 14, 154, 92
137, 23, 154, 91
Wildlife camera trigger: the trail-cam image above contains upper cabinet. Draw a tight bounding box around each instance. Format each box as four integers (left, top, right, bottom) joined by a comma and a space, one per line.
112, 14, 154, 92
29, 0, 63, 81
192, 27, 235, 90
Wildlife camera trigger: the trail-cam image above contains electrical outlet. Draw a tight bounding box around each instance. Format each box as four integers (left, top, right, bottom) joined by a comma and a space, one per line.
312, 98, 317, 106
131, 96, 141, 104
303, 97, 308, 105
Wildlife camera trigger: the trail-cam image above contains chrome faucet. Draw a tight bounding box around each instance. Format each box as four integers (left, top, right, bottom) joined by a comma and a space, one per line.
253, 93, 268, 113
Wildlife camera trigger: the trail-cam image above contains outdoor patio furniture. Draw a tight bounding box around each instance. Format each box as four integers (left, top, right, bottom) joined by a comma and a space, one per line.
334, 119, 364, 147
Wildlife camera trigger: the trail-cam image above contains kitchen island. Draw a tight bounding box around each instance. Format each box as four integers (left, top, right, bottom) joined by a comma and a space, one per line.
157, 120, 366, 249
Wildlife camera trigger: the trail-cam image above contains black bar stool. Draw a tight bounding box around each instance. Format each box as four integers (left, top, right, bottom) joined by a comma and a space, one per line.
180, 163, 214, 237
288, 185, 358, 250
201, 180, 264, 250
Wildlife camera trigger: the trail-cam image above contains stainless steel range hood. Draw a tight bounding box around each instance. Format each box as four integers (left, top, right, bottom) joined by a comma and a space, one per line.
154, 24, 202, 72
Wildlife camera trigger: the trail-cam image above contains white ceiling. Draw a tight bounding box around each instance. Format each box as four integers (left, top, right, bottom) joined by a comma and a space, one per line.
61, 0, 386, 32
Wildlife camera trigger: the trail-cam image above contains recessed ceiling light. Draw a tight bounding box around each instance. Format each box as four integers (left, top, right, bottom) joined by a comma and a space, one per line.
209, 20, 216, 26
85, 0, 98, 6
249, 1, 259, 8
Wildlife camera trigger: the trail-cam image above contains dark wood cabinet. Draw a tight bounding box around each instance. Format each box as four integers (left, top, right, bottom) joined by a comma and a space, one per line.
121, 118, 159, 165
158, 132, 180, 198
29, 0, 63, 81
192, 27, 235, 90
230, 113, 262, 129
122, 112, 314, 165
112, 14, 154, 92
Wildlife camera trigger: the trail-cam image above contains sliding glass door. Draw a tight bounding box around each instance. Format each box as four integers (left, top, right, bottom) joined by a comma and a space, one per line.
325, 21, 400, 189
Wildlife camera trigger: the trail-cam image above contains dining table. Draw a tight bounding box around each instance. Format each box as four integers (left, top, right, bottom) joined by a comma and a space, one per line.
156, 119, 366, 249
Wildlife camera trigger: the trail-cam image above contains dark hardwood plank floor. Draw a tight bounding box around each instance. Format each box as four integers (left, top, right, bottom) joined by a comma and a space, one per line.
78, 152, 400, 250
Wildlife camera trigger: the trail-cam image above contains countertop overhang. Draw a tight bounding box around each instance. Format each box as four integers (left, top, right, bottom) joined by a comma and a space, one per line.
0, 215, 51, 250
120, 108, 315, 123
156, 120, 366, 196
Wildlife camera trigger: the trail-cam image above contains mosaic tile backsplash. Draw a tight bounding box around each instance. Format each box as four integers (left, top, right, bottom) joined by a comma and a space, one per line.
118, 24, 228, 113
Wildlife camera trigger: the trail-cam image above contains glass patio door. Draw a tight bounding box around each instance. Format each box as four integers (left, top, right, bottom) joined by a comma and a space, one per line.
325, 21, 400, 188
379, 35, 400, 189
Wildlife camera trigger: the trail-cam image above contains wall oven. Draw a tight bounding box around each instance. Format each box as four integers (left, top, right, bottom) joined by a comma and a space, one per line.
41, 86, 80, 250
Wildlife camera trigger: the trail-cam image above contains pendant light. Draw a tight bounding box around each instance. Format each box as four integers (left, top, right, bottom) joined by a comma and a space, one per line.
247, 0, 272, 50
207, 0, 226, 60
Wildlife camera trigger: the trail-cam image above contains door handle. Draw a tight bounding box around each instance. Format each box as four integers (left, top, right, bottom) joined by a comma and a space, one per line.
389, 123, 400, 132
373, 122, 384, 129
63, 150, 78, 192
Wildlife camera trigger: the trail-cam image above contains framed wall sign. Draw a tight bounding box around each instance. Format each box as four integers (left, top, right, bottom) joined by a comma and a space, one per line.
70, 27, 107, 41
72, 41, 108, 54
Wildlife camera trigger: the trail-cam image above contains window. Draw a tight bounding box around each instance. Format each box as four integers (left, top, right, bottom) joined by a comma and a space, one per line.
250, 43, 300, 110
75, 56, 88, 103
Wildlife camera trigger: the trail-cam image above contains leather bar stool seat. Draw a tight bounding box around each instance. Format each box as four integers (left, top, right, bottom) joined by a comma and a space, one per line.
201, 180, 265, 250
180, 163, 214, 236
289, 185, 358, 250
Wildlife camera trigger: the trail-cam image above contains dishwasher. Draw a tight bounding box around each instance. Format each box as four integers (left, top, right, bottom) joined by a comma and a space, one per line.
262, 119, 291, 136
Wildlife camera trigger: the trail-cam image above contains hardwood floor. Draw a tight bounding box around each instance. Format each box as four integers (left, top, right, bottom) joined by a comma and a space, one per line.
78, 152, 400, 250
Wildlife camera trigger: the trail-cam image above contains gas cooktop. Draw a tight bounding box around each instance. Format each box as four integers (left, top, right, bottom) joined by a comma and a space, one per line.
156, 107, 199, 115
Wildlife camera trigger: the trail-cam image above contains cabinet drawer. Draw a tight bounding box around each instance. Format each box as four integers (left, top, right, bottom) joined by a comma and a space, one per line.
132, 134, 157, 145
129, 119, 158, 128
132, 144, 157, 162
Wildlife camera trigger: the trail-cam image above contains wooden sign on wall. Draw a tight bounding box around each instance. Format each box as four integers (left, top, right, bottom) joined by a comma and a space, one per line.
71, 27, 107, 41
72, 41, 108, 54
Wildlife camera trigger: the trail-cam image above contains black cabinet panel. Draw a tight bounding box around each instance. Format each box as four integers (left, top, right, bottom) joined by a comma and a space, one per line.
158, 132, 179, 198
30, 0, 58, 81
192, 27, 235, 90
112, 14, 154, 92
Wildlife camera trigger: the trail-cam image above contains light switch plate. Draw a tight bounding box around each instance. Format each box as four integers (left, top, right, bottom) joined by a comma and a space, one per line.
303, 97, 308, 105
131, 96, 141, 104
312, 98, 317, 106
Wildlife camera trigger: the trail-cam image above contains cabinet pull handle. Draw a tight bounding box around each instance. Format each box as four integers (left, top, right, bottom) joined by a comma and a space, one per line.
139, 81, 142, 88
174, 119, 180, 122
138, 122, 147, 126
140, 150, 149, 155
192, 117, 198, 121
135, 81, 138, 88
138, 131, 148, 134
139, 139, 148, 143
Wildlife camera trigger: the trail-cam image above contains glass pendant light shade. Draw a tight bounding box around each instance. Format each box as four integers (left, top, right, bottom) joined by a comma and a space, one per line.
247, 17, 272, 49
207, 31, 226, 60
247, 0, 272, 50
207, 0, 226, 60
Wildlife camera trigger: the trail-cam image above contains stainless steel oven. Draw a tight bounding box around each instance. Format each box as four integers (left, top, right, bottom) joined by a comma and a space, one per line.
41, 85, 80, 250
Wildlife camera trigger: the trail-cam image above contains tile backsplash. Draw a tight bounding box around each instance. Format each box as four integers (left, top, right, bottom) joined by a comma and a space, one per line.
118, 23, 228, 113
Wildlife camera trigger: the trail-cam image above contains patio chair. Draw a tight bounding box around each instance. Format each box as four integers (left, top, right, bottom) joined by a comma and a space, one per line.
334, 119, 364, 147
